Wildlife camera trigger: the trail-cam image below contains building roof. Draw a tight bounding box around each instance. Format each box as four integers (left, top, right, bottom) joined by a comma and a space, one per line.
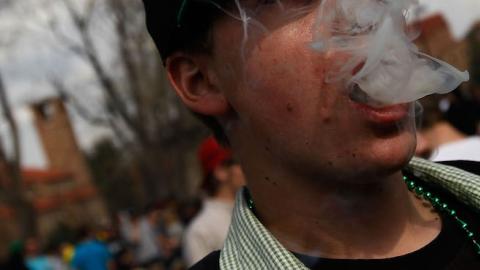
22, 168, 72, 185
33, 185, 98, 212
0, 184, 98, 216
416, 14, 450, 35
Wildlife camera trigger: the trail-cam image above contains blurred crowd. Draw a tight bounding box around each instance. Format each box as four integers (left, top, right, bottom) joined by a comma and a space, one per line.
416, 88, 480, 161
0, 198, 201, 270
0, 136, 244, 270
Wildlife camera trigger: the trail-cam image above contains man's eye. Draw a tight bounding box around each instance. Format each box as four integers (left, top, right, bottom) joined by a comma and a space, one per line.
259, 0, 315, 4
254, 0, 318, 9
349, 23, 377, 35
257, 0, 277, 5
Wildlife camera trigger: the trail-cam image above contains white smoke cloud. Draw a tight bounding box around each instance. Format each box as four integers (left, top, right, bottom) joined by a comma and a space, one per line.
310, 0, 469, 105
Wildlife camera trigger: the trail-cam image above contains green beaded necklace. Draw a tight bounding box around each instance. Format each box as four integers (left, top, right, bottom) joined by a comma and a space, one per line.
244, 175, 480, 255
403, 175, 480, 255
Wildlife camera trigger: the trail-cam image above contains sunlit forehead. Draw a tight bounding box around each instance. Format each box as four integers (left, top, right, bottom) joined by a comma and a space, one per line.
176, 0, 318, 25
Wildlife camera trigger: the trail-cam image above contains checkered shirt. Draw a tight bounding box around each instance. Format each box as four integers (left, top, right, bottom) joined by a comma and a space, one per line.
219, 157, 480, 269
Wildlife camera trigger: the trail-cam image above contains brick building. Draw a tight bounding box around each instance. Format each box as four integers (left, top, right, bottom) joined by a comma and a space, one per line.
0, 98, 108, 254
415, 14, 469, 72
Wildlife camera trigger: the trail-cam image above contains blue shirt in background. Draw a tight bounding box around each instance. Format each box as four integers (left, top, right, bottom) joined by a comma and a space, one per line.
72, 240, 111, 270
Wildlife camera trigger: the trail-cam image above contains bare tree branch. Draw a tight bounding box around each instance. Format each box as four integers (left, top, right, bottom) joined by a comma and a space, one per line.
110, 0, 144, 124
60, 0, 150, 147
50, 77, 110, 127
84, 0, 97, 27
0, 73, 20, 177
48, 19, 87, 56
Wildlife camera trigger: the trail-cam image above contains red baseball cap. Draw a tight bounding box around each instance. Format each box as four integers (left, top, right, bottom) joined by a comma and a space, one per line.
198, 136, 232, 177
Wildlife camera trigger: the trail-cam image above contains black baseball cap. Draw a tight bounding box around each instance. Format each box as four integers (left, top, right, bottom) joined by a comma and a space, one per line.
143, 0, 229, 63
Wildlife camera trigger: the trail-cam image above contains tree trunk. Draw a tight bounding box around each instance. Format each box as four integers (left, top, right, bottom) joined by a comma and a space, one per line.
0, 71, 37, 238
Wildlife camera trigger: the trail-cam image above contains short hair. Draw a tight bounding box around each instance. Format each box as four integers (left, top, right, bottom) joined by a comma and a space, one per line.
143, 0, 232, 144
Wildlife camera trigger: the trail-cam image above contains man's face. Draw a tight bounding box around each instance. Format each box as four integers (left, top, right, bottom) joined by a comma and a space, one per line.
205, 1, 417, 181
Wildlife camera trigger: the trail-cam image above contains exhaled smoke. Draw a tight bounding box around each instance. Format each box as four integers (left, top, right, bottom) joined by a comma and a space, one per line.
310, 0, 469, 105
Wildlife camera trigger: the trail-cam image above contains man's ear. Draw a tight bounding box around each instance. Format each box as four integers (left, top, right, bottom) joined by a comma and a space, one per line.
166, 53, 229, 116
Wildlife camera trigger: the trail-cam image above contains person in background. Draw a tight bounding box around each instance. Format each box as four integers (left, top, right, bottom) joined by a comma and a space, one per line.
126, 207, 164, 269
103, 219, 134, 270
60, 243, 75, 267
24, 238, 51, 270
183, 136, 245, 267
71, 226, 112, 270
160, 202, 184, 270
44, 242, 70, 270
416, 93, 480, 162
178, 199, 201, 227
4, 240, 28, 270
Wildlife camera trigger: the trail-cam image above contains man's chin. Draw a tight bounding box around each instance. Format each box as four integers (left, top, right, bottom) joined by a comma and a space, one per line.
341, 142, 416, 183
369, 146, 415, 178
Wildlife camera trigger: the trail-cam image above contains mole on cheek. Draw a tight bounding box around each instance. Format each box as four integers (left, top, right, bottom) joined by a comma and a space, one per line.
286, 103, 294, 113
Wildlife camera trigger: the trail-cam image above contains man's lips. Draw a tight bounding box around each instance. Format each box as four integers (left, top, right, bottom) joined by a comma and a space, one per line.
350, 101, 410, 124
352, 61, 366, 76
347, 83, 409, 124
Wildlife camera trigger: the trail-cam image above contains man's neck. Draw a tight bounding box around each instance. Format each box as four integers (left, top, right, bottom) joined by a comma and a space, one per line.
214, 185, 236, 202
248, 171, 441, 259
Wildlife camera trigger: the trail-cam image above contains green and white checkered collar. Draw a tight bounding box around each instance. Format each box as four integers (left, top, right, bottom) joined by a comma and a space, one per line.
219, 157, 480, 269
